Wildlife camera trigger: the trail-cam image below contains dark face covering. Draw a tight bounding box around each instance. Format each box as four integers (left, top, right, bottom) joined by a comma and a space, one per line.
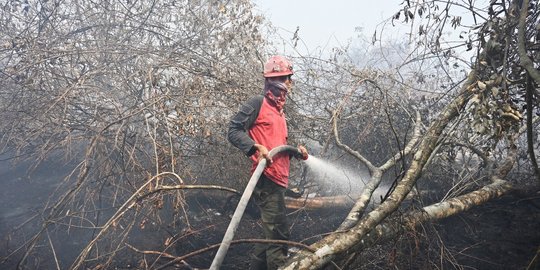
263, 77, 289, 112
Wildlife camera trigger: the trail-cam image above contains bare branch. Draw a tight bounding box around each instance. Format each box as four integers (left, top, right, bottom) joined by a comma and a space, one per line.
517, 0, 540, 85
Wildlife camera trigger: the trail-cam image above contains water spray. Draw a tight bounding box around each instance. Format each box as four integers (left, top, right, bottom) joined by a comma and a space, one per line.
210, 145, 306, 270
303, 155, 370, 196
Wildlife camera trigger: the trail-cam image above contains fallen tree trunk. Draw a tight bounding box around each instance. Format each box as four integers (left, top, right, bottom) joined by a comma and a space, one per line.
280, 70, 478, 270
285, 195, 357, 210
354, 177, 514, 252
281, 177, 515, 270
284, 189, 427, 210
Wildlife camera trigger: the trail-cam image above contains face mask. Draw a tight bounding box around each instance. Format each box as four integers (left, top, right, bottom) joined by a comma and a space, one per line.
263, 77, 290, 111
266, 81, 288, 95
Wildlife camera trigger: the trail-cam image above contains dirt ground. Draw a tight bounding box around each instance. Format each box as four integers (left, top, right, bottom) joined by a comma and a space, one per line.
172, 190, 540, 270
1, 155, 539, 269
432, 194, 540, 270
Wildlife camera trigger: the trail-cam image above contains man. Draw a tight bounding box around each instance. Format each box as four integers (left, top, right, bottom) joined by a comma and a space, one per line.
227, 55, 308, 270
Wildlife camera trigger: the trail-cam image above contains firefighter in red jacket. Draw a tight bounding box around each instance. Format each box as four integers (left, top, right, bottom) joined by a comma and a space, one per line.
228, 55, 308, 270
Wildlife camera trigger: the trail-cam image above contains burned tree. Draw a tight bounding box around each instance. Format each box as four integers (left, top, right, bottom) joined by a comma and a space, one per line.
0, 0, 268, 269
0, 0, 538, 269
282, 0, 540, 269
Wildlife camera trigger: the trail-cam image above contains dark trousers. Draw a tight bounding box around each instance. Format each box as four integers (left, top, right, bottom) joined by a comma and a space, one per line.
250, 174, 289, 270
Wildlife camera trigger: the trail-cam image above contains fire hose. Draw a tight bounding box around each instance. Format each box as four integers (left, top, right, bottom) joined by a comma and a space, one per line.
210, 145, 305, 270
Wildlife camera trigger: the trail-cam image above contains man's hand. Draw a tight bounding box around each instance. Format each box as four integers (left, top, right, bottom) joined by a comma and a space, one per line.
297, 145, 309, 160
254, 144, 272, 165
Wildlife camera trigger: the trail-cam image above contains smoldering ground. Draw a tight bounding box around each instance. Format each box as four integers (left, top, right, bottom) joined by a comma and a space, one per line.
1, 151, 539, 269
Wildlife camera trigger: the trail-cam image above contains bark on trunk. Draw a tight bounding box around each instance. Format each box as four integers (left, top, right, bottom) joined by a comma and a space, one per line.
281, 71, 477, 270
285, 195, 357, 210
334, 178, 513, 255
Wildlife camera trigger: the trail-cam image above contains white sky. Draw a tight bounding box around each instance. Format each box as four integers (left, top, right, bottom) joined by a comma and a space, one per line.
252, 0, 405, 54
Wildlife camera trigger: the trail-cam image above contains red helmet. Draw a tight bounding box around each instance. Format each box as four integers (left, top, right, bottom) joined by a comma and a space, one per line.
263, 55, 293, 78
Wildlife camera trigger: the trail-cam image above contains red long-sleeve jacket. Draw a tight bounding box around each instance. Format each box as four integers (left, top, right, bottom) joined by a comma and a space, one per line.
227, 95, 290, 187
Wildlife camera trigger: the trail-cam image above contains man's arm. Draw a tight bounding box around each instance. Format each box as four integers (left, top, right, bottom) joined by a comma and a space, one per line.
227, 95, 264, 156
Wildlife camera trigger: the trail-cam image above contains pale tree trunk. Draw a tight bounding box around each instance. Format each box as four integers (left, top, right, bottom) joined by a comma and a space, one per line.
320, 137, 519, 262
281, 70, 478, 269
516, 0, 540, 183
332, 177, 513, 257
336, 110, 423, 231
